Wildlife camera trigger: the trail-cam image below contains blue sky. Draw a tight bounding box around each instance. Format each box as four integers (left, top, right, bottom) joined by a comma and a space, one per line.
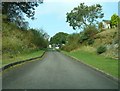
25, 1, 118, 37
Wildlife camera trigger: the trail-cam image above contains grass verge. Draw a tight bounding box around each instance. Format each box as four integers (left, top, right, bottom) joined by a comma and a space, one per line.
63, 50, 118, 78
2, 50, 45, 67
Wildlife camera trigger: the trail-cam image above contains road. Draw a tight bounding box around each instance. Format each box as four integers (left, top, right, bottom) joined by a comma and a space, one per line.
2, 51, 118, 89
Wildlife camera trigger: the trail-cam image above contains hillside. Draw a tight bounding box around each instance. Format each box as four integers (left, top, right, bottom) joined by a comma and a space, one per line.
93, 29, 118, 59
2, 20, 48, 66
62, 29, 118, 78
62, 28, 118, 59
80, 28, 118, 59
94, 29, 117, 46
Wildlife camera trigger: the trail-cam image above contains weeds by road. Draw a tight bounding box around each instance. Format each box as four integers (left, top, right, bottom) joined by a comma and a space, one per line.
2, 50, 45, 67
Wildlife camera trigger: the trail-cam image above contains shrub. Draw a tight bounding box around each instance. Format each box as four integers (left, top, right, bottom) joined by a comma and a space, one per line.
80, 25, 98, 43
61, 42, 79, 52
61, 33, 80, 52
84, 25, 98, 38
80, 34, 88, 43
87, 38, 94, 45
97, 45, 107, 54
100, 29, 106, 32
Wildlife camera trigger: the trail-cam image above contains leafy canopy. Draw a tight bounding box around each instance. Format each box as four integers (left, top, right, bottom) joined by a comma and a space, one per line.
2, 1, 43, 20
2, 1, 43, 28
50, 32, 68, 45
66, 3, 104, 30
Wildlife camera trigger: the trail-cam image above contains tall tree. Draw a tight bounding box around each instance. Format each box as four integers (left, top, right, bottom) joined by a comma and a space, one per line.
66, 3, 104, 30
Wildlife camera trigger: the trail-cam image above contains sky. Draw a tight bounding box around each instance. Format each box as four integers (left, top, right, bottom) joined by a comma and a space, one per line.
25, 0, 119, 37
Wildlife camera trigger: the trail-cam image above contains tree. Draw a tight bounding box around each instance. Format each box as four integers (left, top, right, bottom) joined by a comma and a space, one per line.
50, 32, 68, 46
2, 1, 43, 28
66, 3, 104, 30
110, 14, 119, 28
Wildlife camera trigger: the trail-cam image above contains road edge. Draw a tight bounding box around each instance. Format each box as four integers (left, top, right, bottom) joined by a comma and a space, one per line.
0, 51, 46, 72
60, 51, 119, 84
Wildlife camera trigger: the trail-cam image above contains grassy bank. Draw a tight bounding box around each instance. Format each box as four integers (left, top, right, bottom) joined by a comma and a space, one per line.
2, 15, 48, 68
63, 50, 118, 78
2, 50, 45, 67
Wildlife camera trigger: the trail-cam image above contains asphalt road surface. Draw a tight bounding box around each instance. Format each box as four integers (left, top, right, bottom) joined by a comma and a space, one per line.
2, 51, 118, 89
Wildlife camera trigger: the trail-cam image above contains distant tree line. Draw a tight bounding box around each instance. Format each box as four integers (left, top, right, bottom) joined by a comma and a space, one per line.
50, 32, 68, 48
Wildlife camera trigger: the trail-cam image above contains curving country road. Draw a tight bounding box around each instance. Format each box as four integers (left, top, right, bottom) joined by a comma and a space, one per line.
2, 51, 118, 89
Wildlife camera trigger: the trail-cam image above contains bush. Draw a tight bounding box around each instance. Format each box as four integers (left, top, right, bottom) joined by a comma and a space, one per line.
84, 25, 98, 38
87, 38, 94, 45
100, 29, 106, 32
61, 42, 79, 52
80, 34, 88, 43
61, 33, 80, 52
80, 25, 98, 43
97, 45, 106, 54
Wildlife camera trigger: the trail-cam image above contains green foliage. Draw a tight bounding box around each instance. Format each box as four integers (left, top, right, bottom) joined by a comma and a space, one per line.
62, 25, 98, 52
79, 33, 88, 43
2, 2, 43, 20
80, 25, 98, 43
50, 32, 68, 46
66, 3, 104, 30
62, 44, 78, 52
100, 29, 106, 32
98, 22, 104, 31
3, 50, 44, 66
84, 25, 98, 37
110, 14, 119, 28
29, 28, 49, 48
2, 21, 49, 59
87, 38, 94, 45
2, 1, 43, 28
97, 45, 106, 54
61, 33, 80, 52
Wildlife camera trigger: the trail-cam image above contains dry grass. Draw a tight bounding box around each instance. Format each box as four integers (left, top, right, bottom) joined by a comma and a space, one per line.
72, 46, 96, 53
93, 29, 117, 47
